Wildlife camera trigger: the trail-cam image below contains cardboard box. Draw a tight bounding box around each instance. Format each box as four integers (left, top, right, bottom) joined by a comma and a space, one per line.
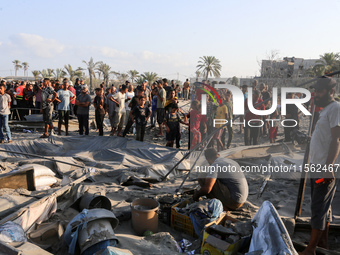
201, 214, 251, 255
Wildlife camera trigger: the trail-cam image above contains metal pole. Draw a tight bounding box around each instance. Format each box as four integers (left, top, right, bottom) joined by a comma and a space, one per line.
0, 148, 81, 168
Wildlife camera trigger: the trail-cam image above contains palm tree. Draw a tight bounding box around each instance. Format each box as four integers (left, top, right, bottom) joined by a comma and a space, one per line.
127, 70, 139, 83
47, 69, 54, 78
141, 72, 158, 84
40, 69, 50, 78
55, 68, 66, 81
135, 76, 144, 85
22, 62, 29, 76
96, 63, 112, 87
196, 56, 222, 80
64, 64, 82, 82
32, 70, 41, 80
195, 70, 201, 78
231, 76, 239, 86
117, 73, 129, 84
314, 52, 340, 75
83, 57, 100, 90
12, 60, 22, 76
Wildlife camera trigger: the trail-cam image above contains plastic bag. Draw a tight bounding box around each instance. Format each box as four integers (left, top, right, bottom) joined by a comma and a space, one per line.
0, 221, 27, 243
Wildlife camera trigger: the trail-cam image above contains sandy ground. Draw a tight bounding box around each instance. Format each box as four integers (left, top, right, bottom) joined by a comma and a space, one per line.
1, 98, 340, 254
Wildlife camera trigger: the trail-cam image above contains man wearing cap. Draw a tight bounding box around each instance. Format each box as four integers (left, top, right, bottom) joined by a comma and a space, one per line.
75, 85, 91, 135
300, 77, 339, 255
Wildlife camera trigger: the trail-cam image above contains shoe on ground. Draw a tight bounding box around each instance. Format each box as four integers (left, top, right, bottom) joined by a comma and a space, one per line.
8, 140, 12, 143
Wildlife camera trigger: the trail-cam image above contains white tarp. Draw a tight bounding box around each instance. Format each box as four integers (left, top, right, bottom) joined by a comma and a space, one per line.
248, 201, 298, 255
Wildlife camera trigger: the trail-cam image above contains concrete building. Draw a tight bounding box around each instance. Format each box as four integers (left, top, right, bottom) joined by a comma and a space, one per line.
261, 57, 319, 78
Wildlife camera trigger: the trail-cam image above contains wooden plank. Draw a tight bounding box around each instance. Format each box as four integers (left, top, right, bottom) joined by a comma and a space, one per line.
0, 172, 91, 226
293, 240, 340, 255
295, 222, 340, 232
0, 241, 21, 255
0, 169, 35, 191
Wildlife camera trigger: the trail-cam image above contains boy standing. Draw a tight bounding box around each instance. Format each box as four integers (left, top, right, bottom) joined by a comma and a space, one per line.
56, 78, 76, 136
164, 104, 187, 148
93, 88, 106, 136
0, 83, 12, 143
130, 95, 151, 141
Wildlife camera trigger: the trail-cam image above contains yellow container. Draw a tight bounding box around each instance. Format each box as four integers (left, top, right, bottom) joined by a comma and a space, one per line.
201, 214, 251, 255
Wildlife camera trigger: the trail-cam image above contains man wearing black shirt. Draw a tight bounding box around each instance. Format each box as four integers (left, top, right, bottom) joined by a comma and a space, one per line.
163, 78, 172, 99
123, 89, 143, 137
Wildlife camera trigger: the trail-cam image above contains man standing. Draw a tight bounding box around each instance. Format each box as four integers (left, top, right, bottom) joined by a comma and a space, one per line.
68, 81, 76, 116
244, 90, 265, 145
0, 83, 12, 143
170, 80, 176, 89
123, 88, 143, 137
93, 88, 106, 136
125, 84, 135, 125
40, 78, 57, 138
75, 85, 91, 135
105, 87, 117, 134
73, 78, 82, 115
112, 85, 129, 136
156, 80, 166, 137
183, 79, 190, 100
56, 78, 76, 136
259, 83, 271, 136
163, 78, 172, 99
194, 148, 248, 211
16, 81, 26, 120
300, 77, 339, 255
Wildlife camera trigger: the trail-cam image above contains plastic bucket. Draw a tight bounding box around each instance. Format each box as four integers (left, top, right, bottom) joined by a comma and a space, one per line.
79, 193, 111, 211
131, 198, 159, 236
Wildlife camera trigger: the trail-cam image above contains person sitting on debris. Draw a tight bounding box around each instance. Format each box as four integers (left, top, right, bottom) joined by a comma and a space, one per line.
194, 148, 248, 211
130, 95, 151, 141
164, 104, 187, 148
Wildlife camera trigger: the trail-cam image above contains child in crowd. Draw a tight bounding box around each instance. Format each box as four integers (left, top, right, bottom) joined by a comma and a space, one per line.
93, 88, 106, 136
130, 95, 151, 141
164, 89, 178, 113
164, 104, 187, 148
187, 100, 206, 149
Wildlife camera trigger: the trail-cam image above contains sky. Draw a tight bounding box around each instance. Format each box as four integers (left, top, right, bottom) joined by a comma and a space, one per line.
0, 0, 340, 81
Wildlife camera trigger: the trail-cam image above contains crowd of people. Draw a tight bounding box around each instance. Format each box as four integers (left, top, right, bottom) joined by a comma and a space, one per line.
0, 77, 318, 149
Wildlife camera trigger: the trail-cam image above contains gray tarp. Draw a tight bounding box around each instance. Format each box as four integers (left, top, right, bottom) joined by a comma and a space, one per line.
0, 136, 189, 183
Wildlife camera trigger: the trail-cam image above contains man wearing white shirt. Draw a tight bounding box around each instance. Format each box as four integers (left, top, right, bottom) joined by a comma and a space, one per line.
125, 84, 135, 125
112, 85, 129, 136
